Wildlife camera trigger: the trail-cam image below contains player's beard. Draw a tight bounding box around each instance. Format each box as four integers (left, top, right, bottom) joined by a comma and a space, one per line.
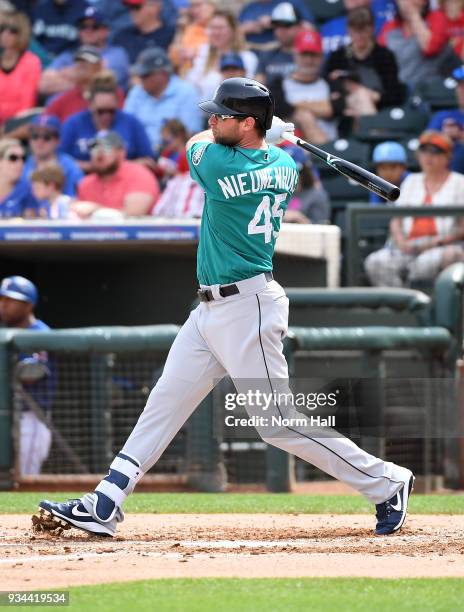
214, 134, 241, 146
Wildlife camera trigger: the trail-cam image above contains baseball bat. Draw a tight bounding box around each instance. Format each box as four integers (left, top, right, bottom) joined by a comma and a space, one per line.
282, 132, 400, 202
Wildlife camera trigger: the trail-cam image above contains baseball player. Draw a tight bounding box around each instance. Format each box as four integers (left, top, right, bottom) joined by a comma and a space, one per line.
37, 78, 413, 537
0, 276, 53, 475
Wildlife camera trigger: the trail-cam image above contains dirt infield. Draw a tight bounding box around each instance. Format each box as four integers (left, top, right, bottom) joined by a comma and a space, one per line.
2, 514, 464, 589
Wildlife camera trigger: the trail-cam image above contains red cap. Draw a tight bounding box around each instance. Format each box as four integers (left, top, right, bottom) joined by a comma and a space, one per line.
294, 29, 323, 54
123, 0, 145, 6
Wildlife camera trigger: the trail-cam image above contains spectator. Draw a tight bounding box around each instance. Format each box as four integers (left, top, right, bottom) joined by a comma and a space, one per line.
155, 119, 190, 180
60, 78, 153, 172
273, 30, 337, 144
429, 64, 464, 128
238, 0, 313, 54
111, 0, 175, 64
23, 114, 83, 196
0, 11, 41, 127
187, 10, 258, 101
30, 163, 77, 219
282, 145, 330, 224
255, 2, 301, 86
46, 50, 124, 122
438, 0, 464, 61
321, 0, 396, 54
75, 132, 160, 219
39, 6, 130, 95
32, 0, 88, 57
169, 0, 216, 76
124, 47, 202, 149
218, 51, 246, 79
324, 7, 404, 122
365, 131, 464, 287
0, 139, 37, 218
370, 141, 408, 205
379, 0, 450, 88
440, 116, 464, 173
0, 276, 53, 475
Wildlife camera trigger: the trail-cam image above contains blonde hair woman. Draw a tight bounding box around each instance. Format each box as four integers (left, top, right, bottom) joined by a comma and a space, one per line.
0, 138, 37, 218
187, 10, 258, 100
0, 11, 41, 126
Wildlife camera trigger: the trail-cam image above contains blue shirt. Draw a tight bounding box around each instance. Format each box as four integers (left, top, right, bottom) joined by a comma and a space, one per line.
60, 109, 154, 161
0, 179, 38, 218
111, 22, 175, 63
322, 0, 396, 54
32, 0, 88, 56
239, 0, 314, 45
124, 77, 203, 149
48, 45, 131, 91
23, 153, 84, 197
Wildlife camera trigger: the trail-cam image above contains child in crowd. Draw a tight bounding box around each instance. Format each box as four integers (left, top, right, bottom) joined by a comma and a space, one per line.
370, 142, 408, 205
30, 164, 77, 220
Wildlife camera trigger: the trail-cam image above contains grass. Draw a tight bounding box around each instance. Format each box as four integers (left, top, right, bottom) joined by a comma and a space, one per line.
33, 578, 464, 612
1, 492, 463, 515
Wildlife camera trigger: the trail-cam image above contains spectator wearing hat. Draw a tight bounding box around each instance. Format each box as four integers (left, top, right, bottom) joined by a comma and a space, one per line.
219, 52, 246, 79
0, 11, 41, 126
321, 0, 396, 54
45, 52, 125, 123
186, 10, 258, 102
324, 7, 404, 124
124, 47, 202, 149
365, 131, 464, 287
31, 0, 88, 57
23, 114, 83, 196
111, 0, 175, 64
75, 132, 160, 219
0, 275, 54, 475
39, 6, 130, 95
429, 64, 464, 131
370, 142, 408, 205
60, 77, 153, 173
272, 30, 337, 144
255, 2, 301, 87
282, 145, 330, 224
169, 0, 216, 76
0, 138, 38, 218
238, 0, 313, 54
379, 0, 450, 88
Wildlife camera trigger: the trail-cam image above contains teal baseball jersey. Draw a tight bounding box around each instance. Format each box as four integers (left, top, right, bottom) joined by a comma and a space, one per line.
187, 142, 299, 286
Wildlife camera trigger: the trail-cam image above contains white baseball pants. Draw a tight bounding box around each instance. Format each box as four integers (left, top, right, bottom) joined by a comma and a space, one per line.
122, 273, 410, 504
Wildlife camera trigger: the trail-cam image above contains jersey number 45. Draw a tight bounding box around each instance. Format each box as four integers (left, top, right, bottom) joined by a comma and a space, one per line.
248, 194, 286, 244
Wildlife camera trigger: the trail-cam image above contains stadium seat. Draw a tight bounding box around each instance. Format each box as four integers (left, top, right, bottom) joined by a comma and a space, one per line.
310, 0, 345, 24
414, 76, 458, 111
313, 138, 371, 177
323, 174, 369, 203
354, 106, 430, 143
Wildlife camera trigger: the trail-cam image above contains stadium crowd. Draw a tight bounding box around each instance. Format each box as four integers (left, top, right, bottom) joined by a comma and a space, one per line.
1, 0, 464, 284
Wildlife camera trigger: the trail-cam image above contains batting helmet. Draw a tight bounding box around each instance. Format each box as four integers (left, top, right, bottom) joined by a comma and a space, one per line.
0, 276, 38, 306
199, 78, 274, 130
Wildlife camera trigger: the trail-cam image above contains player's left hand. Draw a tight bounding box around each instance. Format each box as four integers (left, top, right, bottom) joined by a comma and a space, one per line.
265, 116, 295, 145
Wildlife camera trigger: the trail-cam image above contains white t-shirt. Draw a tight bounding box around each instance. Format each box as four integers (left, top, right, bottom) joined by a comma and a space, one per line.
282, 76, 337, 141
396, 171, 464, 237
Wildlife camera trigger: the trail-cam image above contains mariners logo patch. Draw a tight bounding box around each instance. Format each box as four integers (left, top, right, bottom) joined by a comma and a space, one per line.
192, 144, 207, 166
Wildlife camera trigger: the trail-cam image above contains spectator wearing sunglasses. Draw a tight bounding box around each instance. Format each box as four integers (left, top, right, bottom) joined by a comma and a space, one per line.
0, 139, 38, 219
0, 11, 41, 126
39, 7, 130, 96
45, 48, 124, 123
60, 78, 153, 173
111, 0, 175, 64
23, 114, 83, 196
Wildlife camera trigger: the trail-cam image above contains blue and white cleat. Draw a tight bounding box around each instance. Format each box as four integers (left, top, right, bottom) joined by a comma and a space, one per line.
33, 494, 123, 537
375, 472, 415, 535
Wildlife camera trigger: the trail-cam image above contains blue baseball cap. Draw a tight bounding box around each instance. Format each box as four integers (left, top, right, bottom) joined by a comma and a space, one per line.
0, 276, 38, 306
372, 141, 407, 165
219, 52, 245, 71
30, 114, 61, 134
78, 6, 107, 26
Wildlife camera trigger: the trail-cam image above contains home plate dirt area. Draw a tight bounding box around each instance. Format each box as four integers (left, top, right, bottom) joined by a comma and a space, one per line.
2, 514, 464, 589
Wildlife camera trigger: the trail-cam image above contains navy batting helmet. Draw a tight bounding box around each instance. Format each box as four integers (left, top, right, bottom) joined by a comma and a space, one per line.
199, 78, 274, 130
0, 276, 38, 306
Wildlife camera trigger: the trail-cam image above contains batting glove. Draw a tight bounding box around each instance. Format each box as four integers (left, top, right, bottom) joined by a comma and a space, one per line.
265, 116, 295, 145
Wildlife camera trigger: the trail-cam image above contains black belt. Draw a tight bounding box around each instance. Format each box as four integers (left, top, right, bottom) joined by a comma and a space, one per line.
197, 272, 273, 302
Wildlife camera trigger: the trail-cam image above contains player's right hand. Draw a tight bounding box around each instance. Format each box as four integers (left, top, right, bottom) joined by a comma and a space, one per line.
265, 117, 295, 145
